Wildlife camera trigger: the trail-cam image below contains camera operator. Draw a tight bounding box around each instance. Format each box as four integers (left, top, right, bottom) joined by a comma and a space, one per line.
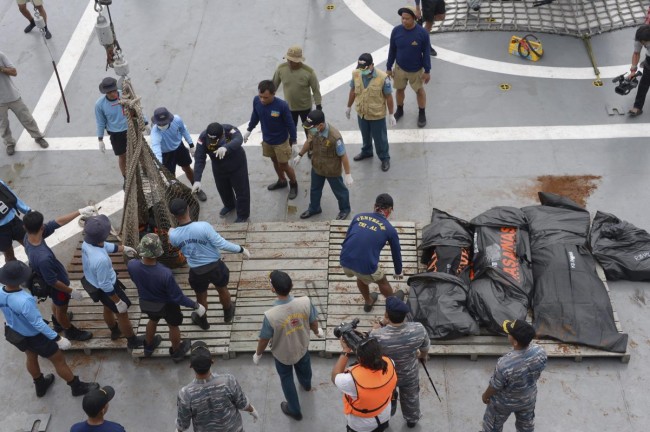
627, 25, 650, 116
331, 337, 398, 432
370, 296, 430, 428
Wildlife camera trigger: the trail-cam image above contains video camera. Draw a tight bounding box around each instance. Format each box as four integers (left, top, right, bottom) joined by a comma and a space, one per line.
333, 318, 367, 351
612, 71, 642, 95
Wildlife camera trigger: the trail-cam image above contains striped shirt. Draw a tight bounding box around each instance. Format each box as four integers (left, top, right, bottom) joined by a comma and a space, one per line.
176, 373, 249, 432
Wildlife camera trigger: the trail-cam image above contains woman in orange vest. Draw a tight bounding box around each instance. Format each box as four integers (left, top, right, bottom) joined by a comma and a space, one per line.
331, 337, 398, 432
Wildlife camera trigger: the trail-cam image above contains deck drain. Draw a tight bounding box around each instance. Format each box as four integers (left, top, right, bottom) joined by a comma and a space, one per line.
499, 83, 511, 91
593, 80, 603, 87
326, 4, 335, 10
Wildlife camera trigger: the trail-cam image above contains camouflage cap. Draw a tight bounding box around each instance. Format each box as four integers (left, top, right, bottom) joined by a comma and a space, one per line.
137, 233, 164, 258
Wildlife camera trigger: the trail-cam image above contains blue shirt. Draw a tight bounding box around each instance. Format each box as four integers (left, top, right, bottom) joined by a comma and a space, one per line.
247, 96, 297, 145
169, 221, 241, 268
24, 221, 69, 287
127, 259, 196, 308
95, 93, 128, 137
82, 241, 118, 293
0, 287, 57, 339
348, 70, 393, 95
149, 115, 193, 162
340, 212, 403, 275
387, 24, 432, 73
259, 295, 318, 339
0, 179, 30, 227
70, 420, 126, 432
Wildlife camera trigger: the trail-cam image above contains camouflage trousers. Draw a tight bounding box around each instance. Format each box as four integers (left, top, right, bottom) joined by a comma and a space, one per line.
481, 399, 536, 432
393, 378, 421, 423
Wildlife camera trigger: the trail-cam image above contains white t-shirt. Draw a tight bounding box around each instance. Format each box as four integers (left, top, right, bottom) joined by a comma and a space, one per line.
0, 52, 21, 104
633, 40, 650, 55
334, 372, 392, 432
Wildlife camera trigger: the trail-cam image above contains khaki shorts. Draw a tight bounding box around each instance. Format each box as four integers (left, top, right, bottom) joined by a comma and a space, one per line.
393, 64, 424, 92
17, 0, 44, 6
342, 266, 385, 285
262, 139, 292, 163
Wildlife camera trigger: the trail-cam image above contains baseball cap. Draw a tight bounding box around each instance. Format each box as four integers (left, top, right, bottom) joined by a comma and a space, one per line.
169, 198, 188, 216
206, 123, 224, 141
375, 193, 394, 209
98, 77, 117, 94
152, 107, 174, 126
398, 6, 417, 18
190, 341, 212, 372
503, 319, 536, 346
386, 296, 410, 314
284, 45, 305, 63
357, 53, 373, 70
302, 110, 325, 129
82, 386, 115, 417
83, 215, 111, 245
137, 233, 164, 258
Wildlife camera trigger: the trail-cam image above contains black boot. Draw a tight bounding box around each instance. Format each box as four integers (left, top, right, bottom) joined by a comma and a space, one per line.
143, 334, 163, 357
394, 105, 404, 121
68, 376, 99, 397
65, 325, 93, 341
126, 335, 145, 349
52, 312, 74, 333
109, 323, 122, 340
34, 373, 55, 397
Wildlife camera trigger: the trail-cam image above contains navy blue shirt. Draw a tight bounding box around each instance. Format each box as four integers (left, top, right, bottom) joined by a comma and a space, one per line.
340, 212, 403, 275
24, 221, 69, 287
127, 259, 196, 308
70, 420, 126, 432
387, 24, 431, 73
194, 124, 247, 180
247, 96, 297, 145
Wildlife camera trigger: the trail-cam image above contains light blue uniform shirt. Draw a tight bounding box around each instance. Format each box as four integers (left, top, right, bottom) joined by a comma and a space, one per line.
0, 287, 57, 339
0, 180, 30, 227
81, 241, 118, 293
169, 221, 241, 268
149, 115, 193, 162
95, 92, 128, 137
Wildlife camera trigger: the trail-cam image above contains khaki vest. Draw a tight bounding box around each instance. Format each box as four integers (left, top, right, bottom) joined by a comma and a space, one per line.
264, 296, 312, 365
353, 69, 388, 120
309, 123, 343, 178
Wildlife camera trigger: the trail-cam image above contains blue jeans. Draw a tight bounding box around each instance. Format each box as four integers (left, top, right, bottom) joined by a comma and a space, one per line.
309, 169, 351, 213
357, 116, 389, 161
274, 352, 312, 416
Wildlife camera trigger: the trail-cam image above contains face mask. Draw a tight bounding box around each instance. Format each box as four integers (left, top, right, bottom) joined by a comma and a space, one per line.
207, 140, 220, 152
361, 69, 372, 76
308, 127, 319, 136
158, 124, 169, 131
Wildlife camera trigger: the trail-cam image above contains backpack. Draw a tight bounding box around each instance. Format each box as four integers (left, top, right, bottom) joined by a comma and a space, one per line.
25, 271, 51, 302
0, 182, 18, 216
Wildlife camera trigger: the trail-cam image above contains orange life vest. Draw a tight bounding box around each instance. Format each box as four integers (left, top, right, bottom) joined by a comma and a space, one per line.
343, 356, 397, 418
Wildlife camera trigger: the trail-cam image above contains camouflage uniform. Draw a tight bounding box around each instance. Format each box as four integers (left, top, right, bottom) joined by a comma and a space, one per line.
370, 322, 430, 423
482, 344, 547, 432
137, 233, 164, 258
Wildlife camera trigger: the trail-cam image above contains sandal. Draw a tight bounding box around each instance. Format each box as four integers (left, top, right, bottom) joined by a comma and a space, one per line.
628, 108, 643, 117
363, 292, 379, 313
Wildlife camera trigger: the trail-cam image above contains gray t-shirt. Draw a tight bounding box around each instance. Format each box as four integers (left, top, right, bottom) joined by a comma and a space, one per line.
633, 40, 650, 55
0, 52, 21, 104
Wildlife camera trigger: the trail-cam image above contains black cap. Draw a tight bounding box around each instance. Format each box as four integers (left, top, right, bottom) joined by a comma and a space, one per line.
152, 107, 174, 126
169, 198, 188, 216
0, 260, 33, 286
357, 53, 373, 70
503, 319, 536, 346
83, 215, 111, 245
375, 193, 394, 209
190, 341, 212, 372
303, 110, 325, 129
82, 386, 115, 417
206, 123, 224, 141
386, 296, 410, 314
99, 77, 118, 94
398, 6, 417, 18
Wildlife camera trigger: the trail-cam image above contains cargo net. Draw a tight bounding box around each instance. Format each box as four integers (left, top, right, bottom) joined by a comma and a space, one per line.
119, 78, 199, 268
435, 0, 647, 37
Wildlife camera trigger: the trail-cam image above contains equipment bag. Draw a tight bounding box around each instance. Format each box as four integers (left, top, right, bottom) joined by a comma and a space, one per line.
26, 271, 51, 302
0, 182, 18, 216
4, 324, 27, 348
509, 34, 543, 62
80, 277, 101, 302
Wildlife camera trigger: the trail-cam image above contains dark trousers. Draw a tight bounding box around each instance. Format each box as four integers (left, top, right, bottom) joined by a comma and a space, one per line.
634, 56, 650, 110
292, 109, 311, 138
274, 352, 312, 416
309, 169, 350, 213
357, 116, 390, 161
346, 422, 389, 432
212, 162, 250, 219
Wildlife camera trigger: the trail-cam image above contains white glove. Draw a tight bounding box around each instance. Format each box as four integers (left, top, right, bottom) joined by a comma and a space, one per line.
216, 147, 227, 159
70, 290, 84, 301
292, 154, 302, 166
192, 182, 202, 193
195, 303, 207, 317
243, 130, 251, 143
291, 145, 299, 158
123, 245, 137, 258
249, 406, 259, 423
241, 247, 251, 259
253, 352, 262, 365
389, 115, 397, 127
394, 273, 404, 280
344, 173, 353, 187
115, 299, 128, 314
78, 206, 97, 218
189, 146, 196, 157
56, 336, 72, 350
345, 107, 351, 119
98, 139, 106, 153
316, 327, 325, 338
168, 227, 175, 235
